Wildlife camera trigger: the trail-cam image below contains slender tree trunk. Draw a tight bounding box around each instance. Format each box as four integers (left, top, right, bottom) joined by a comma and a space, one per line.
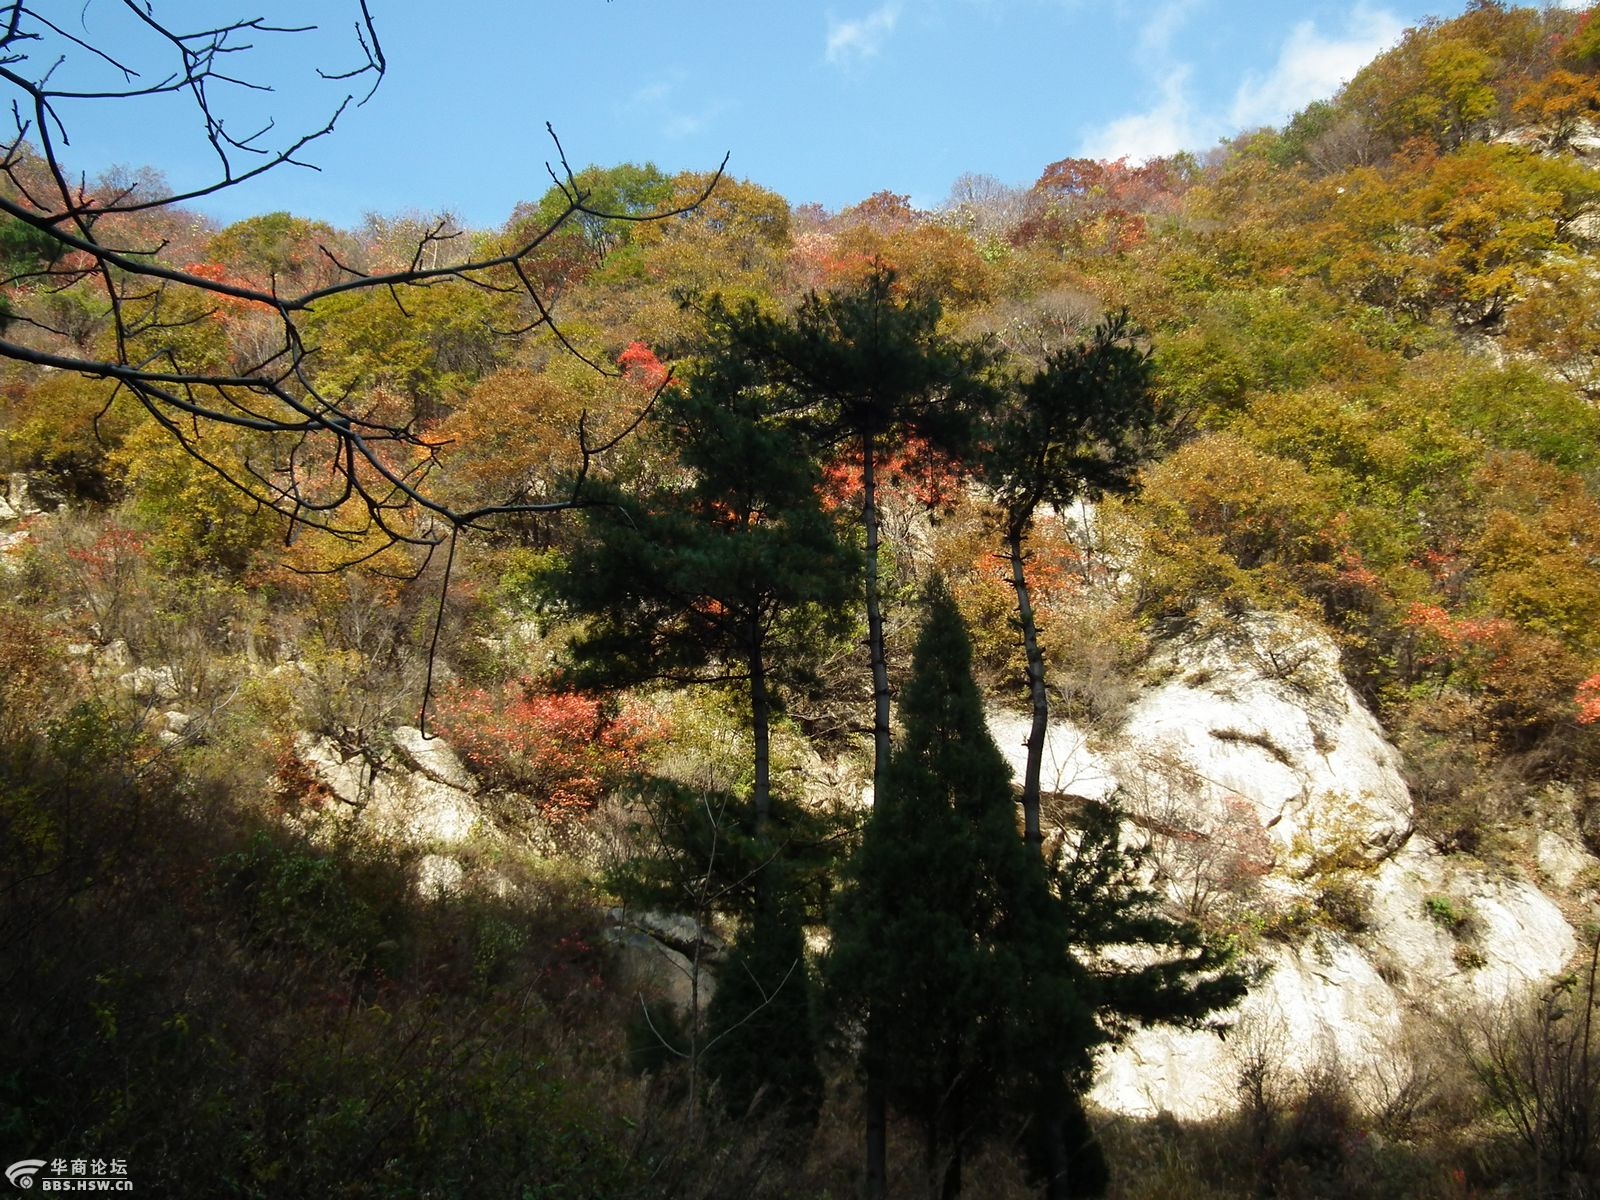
862, 431, 892, 799
866, 1013, 888, 1199
749, 620, 772, 838
1006, 521, 1048, 848
860, 431, 893, 1196
935, 1095, 964, 1200
942, 1140, 962, 1200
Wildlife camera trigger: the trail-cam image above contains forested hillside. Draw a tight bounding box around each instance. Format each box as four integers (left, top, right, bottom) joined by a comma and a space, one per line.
5, 3, 1600, 1197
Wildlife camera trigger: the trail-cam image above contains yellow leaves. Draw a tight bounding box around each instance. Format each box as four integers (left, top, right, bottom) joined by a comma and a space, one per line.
432, 367, 591, 510
111, 419, 278, 573
0, 373, 133, 499
1471, 453, 1600, 654
1288, 145, 1562, 323
832, 223, 997, 312
1504, 260, 1600, 398
303, 283, 508, 414
1512, 69, 1600, 150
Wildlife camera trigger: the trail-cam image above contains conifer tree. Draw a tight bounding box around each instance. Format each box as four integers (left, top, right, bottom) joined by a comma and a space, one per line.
544, 334, 854, 1124
545, 342, 859, 830
828, 580, 1097, 1199
982, 310, 1156, 847
829, 581, 1248, 1199
707, 268, 1001, 797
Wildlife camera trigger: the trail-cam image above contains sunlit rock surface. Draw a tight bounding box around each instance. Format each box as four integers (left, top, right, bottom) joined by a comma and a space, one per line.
990, 612, 1580, 1120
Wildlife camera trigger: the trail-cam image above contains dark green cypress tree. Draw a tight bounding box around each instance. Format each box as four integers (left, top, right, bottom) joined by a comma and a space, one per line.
828, 579, 1097, 1199
829, 582, 1248, 1199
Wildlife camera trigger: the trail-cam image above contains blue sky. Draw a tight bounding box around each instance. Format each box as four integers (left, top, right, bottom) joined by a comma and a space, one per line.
34, 1, 1592, 231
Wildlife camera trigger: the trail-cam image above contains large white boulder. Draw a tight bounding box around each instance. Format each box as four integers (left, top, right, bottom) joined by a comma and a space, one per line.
990, 612, 1412, 870
988, 611, 1580, 1121
293, 731, 479, 846
1118, 612, 1411, 868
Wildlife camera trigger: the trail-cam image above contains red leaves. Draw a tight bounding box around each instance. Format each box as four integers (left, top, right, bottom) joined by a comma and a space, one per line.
66, 523, 145, 574
1404, 602, 1518, 665
1576, 675, 1600, 725
821, 435, 963, 511
618, 341, 670, 392
433, 680, 658, 822
180, 261, 274, 322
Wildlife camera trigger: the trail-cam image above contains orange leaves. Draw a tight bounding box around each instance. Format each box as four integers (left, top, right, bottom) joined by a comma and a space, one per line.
1286, 144, 1562, 324
1511, 68, 1600, 149
821, 435, 962, 511
180, 261, 275, 323
432, 680, 659, 822
1015, 154, 1189, 258
617, 341, 670, 392
1403, 602, 1516, 663
1576, 675, 1600, 725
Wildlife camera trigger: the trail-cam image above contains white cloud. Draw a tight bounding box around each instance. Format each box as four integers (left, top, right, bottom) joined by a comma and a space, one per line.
663, 104, 726, 139
624, 72, 721, 142
826, 3, 902, 65
629, 80, 674, 108
1078, 4, 1409, 164
1080, 67, 1208, 163
1228, 6, 1407, 130
1136, 0, 1202, 61
1078, 0, 1210, 163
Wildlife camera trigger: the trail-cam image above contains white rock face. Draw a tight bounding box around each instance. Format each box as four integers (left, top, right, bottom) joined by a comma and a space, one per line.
1089, 846, 1577, 1121
392, 725, 478, 793
1120, 613, 1411, 869
0, 472, 42, 520
1091, 937, 1406, 1120
119, 664, 182, 703
371, 775, 480, 845
990, 612, 1581, 1121
1535, 830, 1597, 893
987, 709, 1116, 803
991, 613, 1411, 870
293, 730, 480, 846
605, 927, 717, 1013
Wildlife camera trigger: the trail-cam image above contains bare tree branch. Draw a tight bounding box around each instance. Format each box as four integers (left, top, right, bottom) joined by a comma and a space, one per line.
0, 1, 725, 564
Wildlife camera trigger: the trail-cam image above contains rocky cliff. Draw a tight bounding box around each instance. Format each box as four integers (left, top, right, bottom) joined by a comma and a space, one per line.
991, 611, 1588, 1120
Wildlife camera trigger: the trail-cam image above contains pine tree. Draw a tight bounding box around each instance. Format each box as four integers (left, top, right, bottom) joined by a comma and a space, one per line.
982, 310, 1156, 847
706, 267, 1001, 798
545, 341, 859, 830
828, 581, 1249, 1199
544, 335, 855, 1124
828, 580, 1096, 1199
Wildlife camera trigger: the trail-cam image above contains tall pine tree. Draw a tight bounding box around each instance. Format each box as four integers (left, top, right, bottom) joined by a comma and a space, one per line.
982, 310, 1156, 847
544, 335, 859, 1122
828, 580, 1097, 1199
829, 581, 1249, 1199
705, 267, 1001, 798
545, 342, 859, 831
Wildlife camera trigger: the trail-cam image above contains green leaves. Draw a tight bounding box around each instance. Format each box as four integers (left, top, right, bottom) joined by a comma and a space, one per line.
984, 307, 1156, 531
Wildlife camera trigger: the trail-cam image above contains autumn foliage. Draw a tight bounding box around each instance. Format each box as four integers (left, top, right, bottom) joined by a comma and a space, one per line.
431, 681, 658, 821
